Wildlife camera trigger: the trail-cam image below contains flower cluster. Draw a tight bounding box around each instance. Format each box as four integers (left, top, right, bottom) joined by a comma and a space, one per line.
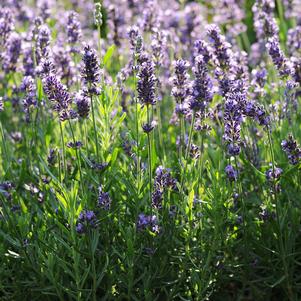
67, 11, 81, 46
281, 135, 301, 165
137, 213, 159, 233
76, 210, 98, 234
225, 165, 237, 181
152, 166, 177, 209
97, 186, 112, 210
223, 87, 243, 156
137, 60, 156, 106
81, 45, 101, 95
206, 24, 232, 70
190, 55, 213, 112
75, 91, 90, 119
42, 75, 73, 121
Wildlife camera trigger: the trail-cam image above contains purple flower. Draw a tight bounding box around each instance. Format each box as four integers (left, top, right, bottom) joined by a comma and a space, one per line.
266, 37, 293, 77
20, 76, 37, 122
67, 11, 81, 45
2, 32, 22, 73
194, 40, 212, 64
76, 209, 98, 234
36, 24, 51, 64
137, 60, 156, 106
137, 213, 159, 233
97, 186, 112, 210
281, 135, 301, 165
75, 91, 90, 118
142, 120, 156, 133
36, 58, 56, 78
171, 59, 190, 106
128, 25, 143, 53
223, 85, 244, 156
207, 24, 232, 70
42, 75, 72, 121
81, 45, 101, 93
0, 97, 3, 112
265, 167, 282, 181
0, 8, 14, 47
47, 148, 57, 166
190, 55, 213, 112
152, 166, 177, 209
225, 165, 237, 181
76, 223, 85, 234
67, 141, 83, 149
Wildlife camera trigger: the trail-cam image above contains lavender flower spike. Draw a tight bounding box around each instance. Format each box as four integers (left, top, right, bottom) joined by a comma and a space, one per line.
137, 60, 156, 107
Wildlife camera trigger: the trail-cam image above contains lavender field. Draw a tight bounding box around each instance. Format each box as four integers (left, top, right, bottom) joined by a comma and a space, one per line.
1, 0, 301, 300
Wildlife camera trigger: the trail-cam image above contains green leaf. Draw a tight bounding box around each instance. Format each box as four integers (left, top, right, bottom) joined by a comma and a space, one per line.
103, 45, 116, 66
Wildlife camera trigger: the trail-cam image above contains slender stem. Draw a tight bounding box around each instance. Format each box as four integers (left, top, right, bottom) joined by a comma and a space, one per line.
267, 127, 293, 299
89, 233, 97, 301
68, 120, 83, 191
133, 60, 140, 195
147, 106, 152, 206
181, 113, 195, 191
90, 93, 100, 161
84, 119, 89, 156
179, 115, 184, 159
0, 120, 9, 169
197, 134, 204, 191
59, 122, 67, 180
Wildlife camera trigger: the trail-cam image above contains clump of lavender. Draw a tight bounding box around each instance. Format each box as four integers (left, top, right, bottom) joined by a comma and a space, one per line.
281, 135, 301, 165
225, 165, 237, 181
137, 213, 159, 233
2, 32, 22, 73
42, 75, 72, 121
81, 45, 101, 95
190, 55, 213, 112
76, 210, 98, 234
97, 186, 112, 210
152, 166, 177, 209
67, 11, 81, 47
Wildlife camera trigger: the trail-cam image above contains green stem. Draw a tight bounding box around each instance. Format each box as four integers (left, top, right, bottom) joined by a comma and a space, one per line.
59, 122, 67, 181
181, 113, 195, 192
147, 106, 152, 207
90, 93, 100, 161
68, 120, 83, 192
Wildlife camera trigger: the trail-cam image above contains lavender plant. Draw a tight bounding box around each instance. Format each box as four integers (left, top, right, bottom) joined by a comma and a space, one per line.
1, 1, 301, 300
